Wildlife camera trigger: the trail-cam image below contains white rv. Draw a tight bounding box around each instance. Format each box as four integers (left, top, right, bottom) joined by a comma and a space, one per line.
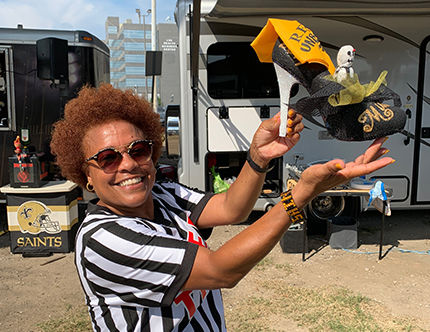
167, 0, 430, 221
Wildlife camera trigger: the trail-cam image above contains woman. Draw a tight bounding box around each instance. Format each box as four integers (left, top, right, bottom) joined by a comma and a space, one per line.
50, 83, 392, 331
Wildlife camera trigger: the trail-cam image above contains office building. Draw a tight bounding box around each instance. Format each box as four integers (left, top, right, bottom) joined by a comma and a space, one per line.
105, 16, 152, 98
105, 17, 179, 108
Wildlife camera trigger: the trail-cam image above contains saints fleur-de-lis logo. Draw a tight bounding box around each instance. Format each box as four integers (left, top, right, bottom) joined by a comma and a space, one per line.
20, 207, 33, 219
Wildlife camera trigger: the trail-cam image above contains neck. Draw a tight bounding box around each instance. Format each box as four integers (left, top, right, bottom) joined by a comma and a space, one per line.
97, 194, 155, 219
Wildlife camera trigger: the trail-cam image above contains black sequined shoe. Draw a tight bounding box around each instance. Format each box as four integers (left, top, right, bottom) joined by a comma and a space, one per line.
295, 72, 407, 141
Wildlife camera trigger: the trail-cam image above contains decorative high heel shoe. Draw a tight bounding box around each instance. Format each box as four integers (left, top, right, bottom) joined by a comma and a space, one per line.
251, 19, 335, 137
294, 70, 407, 141
252, 19, 406, 141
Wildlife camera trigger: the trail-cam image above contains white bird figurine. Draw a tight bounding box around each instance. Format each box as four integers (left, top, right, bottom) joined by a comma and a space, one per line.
334, 45, 356, 83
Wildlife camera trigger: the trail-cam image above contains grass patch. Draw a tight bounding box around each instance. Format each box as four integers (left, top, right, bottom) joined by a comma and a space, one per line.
37, 304, 92, 332
225, 280, 424, 332
35, 266, 424, 332
256, 257, 292, 273
255, 256, 274, 270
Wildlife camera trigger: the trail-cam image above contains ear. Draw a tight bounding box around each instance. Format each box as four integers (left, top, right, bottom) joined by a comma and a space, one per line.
83, 164, 93, 185
86, 175, 93, 186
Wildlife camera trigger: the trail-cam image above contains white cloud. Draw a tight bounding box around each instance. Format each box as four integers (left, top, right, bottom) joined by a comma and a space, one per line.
0, 0, 100, 32
0, 0, 177, 40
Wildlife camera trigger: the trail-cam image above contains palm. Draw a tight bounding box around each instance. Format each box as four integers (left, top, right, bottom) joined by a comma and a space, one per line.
252, 112, 303, 161
300, 138, 393, 195
253, 126, 299, 160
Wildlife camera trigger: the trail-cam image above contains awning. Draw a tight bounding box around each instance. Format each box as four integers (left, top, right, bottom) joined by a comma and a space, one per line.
204, 0, 430, 17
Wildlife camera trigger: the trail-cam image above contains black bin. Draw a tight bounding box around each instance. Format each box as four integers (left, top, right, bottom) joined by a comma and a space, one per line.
328, 216, 358, 249
280, 223, 309, 254
8, 154, 48, 188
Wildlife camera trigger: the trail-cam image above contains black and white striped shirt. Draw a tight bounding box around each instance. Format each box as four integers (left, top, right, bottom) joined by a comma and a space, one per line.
75, 181, 227, 331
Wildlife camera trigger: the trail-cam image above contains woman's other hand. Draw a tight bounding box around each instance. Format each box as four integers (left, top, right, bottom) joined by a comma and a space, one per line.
249, 110, 304, 168
292, 137, 393, 208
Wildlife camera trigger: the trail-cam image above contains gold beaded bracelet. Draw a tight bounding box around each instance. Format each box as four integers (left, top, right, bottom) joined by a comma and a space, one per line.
280, 189, 306, 224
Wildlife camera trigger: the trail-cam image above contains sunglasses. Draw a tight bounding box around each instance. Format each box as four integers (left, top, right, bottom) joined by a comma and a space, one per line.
85, 139, 153, 173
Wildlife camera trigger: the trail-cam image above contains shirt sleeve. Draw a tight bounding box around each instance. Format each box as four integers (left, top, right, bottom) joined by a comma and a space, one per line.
80, 217, 199, 307
156, 181, 214, 239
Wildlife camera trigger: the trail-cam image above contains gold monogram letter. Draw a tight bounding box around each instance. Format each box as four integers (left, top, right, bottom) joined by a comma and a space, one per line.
358, 103, 394, 133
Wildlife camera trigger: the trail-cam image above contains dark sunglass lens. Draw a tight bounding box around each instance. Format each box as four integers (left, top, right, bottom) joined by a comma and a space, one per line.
97, 149, 122, 170
129, 141, 151, 162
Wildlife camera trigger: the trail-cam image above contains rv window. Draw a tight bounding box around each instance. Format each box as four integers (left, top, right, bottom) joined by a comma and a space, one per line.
207, 42, 279, 99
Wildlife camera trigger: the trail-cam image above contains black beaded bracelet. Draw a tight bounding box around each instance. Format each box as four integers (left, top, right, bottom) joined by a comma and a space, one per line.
246, 150, 274, 173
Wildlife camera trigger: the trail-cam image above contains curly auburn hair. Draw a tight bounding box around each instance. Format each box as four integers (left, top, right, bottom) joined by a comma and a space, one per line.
50, 83, 164, 188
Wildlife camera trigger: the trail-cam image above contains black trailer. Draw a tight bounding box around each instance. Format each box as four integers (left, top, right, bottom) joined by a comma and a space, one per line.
0, 26, 110, 202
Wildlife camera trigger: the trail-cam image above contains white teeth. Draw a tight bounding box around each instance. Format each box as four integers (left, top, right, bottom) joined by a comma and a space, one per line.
118, 177, 143, 187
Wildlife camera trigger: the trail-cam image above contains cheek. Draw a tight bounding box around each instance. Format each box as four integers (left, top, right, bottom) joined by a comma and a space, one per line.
87, 167, 111, 186
148, 163, 157, 180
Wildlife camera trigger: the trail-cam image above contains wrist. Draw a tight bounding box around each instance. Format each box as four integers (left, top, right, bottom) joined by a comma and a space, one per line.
246, 149, 271, 173
290, 184, 314, 210
280, 189, 307, 224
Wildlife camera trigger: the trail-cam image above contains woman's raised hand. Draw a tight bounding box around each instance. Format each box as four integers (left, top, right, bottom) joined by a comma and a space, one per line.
249, 110, 304, 167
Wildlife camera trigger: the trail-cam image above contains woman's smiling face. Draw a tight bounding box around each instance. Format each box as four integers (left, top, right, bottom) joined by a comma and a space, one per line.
83, 120, 156, 218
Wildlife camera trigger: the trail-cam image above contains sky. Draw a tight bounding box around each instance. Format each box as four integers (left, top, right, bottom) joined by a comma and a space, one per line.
0, 0, 178, 41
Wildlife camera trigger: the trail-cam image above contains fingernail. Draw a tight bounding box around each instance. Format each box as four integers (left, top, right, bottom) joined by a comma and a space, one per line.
335, 163, 343, 170
288, 119, 293, 126
383, 137, 389, 143
287, 127, 293, 133
390, 159, 396, 164
383, 149, 390, 155
288, 110, 294, 117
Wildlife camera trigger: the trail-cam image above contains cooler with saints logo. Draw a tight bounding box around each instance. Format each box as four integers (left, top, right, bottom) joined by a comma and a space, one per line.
0, 181, 80, 256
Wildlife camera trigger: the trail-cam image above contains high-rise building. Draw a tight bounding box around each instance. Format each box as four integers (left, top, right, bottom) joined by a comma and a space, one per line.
105, 16, 152, 98
105, 16, 179, 108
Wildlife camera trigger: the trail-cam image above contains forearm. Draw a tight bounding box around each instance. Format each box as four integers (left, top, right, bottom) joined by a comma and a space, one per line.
184, 202, 293, 290
198, 150, 270, 227
221, 155, 269, 220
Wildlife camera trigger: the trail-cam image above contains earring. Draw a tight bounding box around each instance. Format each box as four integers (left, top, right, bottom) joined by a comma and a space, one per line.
86, 182, 95, 192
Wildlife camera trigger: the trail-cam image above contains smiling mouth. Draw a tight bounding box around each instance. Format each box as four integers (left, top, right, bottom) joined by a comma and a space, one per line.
118, 177, 144, 187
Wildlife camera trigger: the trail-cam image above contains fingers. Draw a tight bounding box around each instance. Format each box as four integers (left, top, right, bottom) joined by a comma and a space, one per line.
326, 159, 346, 173
267, 109, 303, 137
349, 137, 389, 167
286, 131, 301, 146
265, 112, 281, 129
340, 157, 394, 179
362, 137, 389, 164
347, 157, 394, 178
374, 147, 390, 160
287, 109, 304, 137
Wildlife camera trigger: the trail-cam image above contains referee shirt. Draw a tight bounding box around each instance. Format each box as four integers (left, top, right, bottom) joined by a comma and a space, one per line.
75, 181, 227, 331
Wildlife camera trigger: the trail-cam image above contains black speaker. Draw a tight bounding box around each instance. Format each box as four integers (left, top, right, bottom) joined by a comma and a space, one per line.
146, 51, 162, 76
36, 37, 69, 80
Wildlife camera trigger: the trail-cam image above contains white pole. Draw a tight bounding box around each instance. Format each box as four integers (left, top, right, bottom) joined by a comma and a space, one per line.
151, 0, 157, 113
143, 13, 148, 98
